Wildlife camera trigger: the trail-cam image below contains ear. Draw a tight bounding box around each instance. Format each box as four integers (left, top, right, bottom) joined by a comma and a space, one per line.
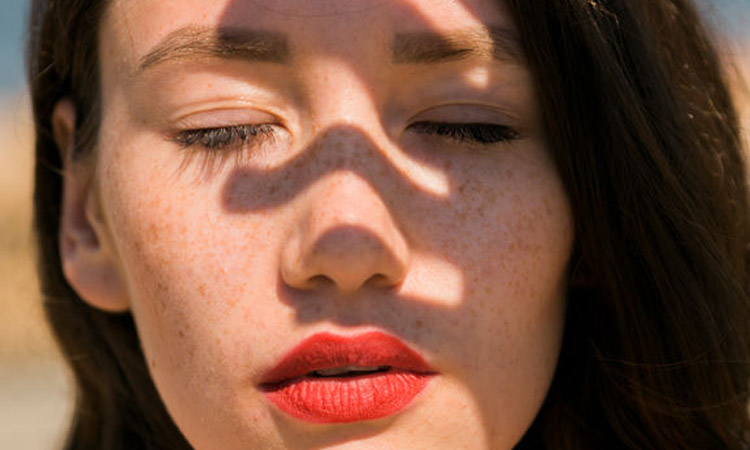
53, 99, 130, 313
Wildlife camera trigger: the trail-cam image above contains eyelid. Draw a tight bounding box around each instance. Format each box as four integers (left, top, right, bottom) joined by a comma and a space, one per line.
407, 103, 523, 129
172, 107, 281, 130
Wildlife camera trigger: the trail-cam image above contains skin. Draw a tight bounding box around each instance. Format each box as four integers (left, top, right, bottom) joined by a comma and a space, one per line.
55, 0, 575, 448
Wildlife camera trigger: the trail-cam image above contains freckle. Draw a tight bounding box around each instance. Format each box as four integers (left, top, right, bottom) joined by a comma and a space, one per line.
150, 358, 157, 369
198, 283, 206, 296
415, 319, 423, 330
147, 222, 159, 240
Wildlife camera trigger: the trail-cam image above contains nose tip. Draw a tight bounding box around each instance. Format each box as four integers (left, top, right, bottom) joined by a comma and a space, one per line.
280, 173, 410, 295
283, 225, 408, 294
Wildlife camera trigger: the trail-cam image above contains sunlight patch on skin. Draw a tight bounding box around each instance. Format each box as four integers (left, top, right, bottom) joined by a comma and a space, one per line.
461, 65, 491, 91
243, 0, 392, 18
303, 58, 454, 198
400, 253, 464, 307
404, 0, 503, 35
387, 150, 451, 197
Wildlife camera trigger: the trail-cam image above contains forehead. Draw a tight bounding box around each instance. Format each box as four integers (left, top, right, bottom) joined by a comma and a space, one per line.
101, 0, 515, 70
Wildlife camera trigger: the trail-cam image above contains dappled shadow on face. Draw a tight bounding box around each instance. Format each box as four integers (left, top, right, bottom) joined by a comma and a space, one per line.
211, 1, 566, 449
221, 125, 455, 213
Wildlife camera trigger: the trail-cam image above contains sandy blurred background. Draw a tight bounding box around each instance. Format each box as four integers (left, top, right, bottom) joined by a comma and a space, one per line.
0, 3, 72, 449
0, 2, 74, 445
0, 1, 748, 449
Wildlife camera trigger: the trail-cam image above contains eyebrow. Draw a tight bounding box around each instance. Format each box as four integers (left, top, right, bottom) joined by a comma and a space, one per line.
392, 27, 523, 65
136, 25, 290, 73
135, 25, 523, 75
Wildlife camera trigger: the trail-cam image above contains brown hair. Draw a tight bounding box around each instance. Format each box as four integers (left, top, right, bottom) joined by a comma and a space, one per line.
26, 0, 750, 449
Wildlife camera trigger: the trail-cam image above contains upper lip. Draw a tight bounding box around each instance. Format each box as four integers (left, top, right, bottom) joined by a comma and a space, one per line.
260, 331, 435, 386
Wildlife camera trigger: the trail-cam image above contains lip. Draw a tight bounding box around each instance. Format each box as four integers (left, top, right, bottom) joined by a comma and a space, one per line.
259, 331, 436, 423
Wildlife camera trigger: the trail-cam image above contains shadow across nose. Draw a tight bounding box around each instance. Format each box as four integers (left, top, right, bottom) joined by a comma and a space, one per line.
220, 124, 454, 214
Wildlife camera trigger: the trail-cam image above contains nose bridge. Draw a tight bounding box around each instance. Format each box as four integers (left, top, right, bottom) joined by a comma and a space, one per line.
306, 58, 385, 135
280, 54, 411, 295
281, 170, 410, 295
312, 170, 386, 223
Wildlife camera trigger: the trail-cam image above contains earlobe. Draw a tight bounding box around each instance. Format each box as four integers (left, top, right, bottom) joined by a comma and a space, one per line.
53, 99, 130, 313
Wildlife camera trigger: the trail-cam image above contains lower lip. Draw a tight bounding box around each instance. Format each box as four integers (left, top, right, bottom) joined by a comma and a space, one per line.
262, 371, 433, 423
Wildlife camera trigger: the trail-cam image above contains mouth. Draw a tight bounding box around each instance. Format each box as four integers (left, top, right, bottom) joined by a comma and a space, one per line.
259, 332, 436, 424
308, 365, 392, 377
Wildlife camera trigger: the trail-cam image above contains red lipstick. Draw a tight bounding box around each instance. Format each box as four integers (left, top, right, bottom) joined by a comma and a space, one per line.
260, 332, 435, 423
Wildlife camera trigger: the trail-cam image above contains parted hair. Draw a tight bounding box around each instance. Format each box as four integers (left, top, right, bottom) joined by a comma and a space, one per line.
27, 0, 750, 448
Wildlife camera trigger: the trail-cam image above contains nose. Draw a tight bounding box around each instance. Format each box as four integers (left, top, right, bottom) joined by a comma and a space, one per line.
281, 171, 410, 295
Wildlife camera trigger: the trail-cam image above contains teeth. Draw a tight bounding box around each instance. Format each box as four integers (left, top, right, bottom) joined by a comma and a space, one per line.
312, 365, 389, 377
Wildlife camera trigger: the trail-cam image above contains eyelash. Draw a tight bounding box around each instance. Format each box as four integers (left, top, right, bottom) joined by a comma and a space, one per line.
408, 122, 520, 144
172, 124, 276, 149
171, 121, 519, 152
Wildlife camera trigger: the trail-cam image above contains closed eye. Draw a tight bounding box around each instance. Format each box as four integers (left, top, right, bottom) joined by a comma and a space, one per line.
409, 122, 519, 145
171, 124, 277, 150
169, 123, 283, 176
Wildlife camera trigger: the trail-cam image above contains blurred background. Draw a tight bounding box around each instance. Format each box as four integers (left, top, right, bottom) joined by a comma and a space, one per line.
0, 0, 748, 449
1, 2, 72, 450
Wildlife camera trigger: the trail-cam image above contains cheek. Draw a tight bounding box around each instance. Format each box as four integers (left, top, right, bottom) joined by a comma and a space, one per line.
98, 134, 274, 395
414, 147, 573, 307
414, 149, 572, 438
462, 180, 570, 351
470, 157, 571, 344
98, 141, 293, 444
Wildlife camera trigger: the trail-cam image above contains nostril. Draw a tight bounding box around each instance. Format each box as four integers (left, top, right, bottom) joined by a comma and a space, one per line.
364, 273, 391, 288
281, 224, 408, 294
307, 274, 334, 290
298, 273, 394, 293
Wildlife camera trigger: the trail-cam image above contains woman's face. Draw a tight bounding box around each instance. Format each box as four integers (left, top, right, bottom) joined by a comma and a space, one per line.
67, 0, 574, 448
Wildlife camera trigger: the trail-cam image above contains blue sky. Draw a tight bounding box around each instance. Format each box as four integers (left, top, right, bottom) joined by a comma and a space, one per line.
1, 0, 747, 92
